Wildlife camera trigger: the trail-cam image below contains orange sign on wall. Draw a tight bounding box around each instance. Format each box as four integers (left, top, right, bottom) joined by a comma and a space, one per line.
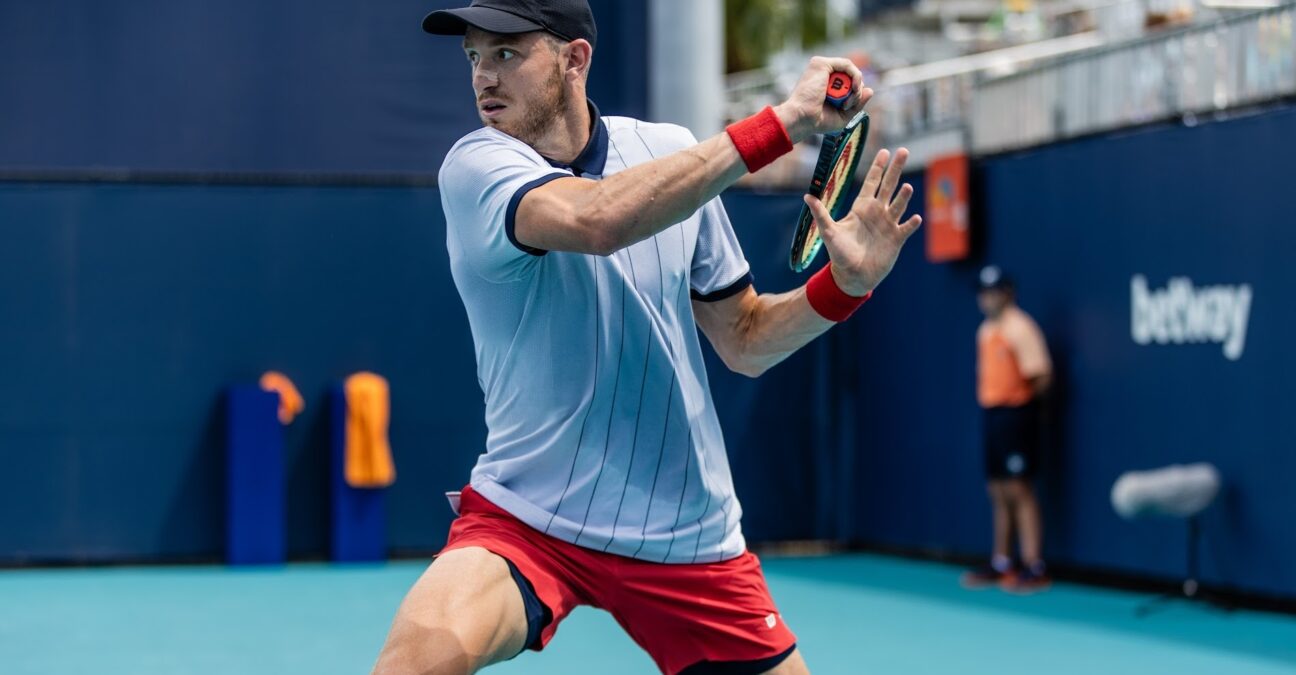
925, 153, 970, 263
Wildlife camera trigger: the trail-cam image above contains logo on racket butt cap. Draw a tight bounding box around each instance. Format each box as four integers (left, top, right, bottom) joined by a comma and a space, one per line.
826, 72, 852, 109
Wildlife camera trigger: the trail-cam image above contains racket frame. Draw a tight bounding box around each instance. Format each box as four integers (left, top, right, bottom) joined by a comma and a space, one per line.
789, 111, 870, 272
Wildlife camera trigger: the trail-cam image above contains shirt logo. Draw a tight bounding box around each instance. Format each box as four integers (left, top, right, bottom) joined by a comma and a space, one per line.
765, 613, 778, 629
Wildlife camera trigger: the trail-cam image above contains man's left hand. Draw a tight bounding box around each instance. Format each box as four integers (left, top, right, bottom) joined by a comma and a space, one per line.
803, 147, 923, 296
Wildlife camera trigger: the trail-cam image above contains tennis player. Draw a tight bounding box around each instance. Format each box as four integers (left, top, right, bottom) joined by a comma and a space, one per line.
373, 1, 922, 673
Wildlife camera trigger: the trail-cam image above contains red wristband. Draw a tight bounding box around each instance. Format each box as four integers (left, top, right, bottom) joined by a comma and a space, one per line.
726, 106, 794, 173
806, 264, 872, 322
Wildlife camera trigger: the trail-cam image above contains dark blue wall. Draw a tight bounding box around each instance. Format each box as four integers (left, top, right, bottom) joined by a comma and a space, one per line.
0, 0, 647, 177
0, 186, 822, 562
0, 184, 477, 559
702, 195, 866, 544
3, 107, 1295, 600
3, 0, 1294, 602
0, 0, 660, 564
586, 0, 650, 120
848, 106, 1296, 598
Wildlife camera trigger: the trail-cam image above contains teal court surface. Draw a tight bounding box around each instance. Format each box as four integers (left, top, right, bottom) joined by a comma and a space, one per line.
3, 553, 1294, 674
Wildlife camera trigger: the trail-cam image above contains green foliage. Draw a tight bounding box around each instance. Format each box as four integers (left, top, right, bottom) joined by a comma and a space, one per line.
798, 0, 829, 50
725, 0, 785, 73
725, 0, 831, 73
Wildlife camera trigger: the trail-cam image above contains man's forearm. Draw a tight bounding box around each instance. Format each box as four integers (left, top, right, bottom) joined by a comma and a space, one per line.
579, 132, 751, 251
527, 106, 810, 256
705, 287, 836, 378
746, 290, 837, 376
591, 106, 815, 251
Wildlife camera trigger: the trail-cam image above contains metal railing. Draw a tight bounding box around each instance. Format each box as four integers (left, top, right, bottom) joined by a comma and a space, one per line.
723, 30, 1109, 183
972, 2, 1296, 153
872, 31, 1106, 144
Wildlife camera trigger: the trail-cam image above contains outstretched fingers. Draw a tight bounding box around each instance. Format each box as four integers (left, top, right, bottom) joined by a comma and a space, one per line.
860, 149, 890, 199
899, 214, 923, 240
877, 148, 909, 204
889, 183, 914, 221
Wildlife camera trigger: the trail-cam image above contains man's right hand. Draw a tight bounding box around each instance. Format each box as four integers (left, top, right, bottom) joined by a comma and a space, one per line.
775, 57, 872, 144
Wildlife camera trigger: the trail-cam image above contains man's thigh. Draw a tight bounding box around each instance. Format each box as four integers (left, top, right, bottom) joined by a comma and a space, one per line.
371, 547, 529, 675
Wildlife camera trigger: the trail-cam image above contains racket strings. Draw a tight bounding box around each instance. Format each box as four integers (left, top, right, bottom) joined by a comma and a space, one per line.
790, 113, 870, 272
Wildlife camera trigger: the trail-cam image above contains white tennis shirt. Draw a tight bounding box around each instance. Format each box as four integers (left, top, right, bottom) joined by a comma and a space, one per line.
439, 103, 753, 564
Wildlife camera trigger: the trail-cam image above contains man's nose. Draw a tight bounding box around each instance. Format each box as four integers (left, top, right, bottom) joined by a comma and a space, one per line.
473, 67, 498, 92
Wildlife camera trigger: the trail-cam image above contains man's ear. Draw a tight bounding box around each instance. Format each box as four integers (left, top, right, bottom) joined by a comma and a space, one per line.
564, 39, 593, 81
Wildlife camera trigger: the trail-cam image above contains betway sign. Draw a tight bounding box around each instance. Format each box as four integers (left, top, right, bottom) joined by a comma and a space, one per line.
1131, 275, 1253, 361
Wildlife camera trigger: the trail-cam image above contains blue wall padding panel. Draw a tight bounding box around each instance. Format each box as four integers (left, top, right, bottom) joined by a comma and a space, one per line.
0, 183, 483, 562
700, 193, 874, 543
845, 107, 1296, 597
585, 0, 650, 121
2, 105, 1295, 599
225, 386, 285, 565
0, 0, 648, 176
0, 184, 820, 564
329, 386, 386, 563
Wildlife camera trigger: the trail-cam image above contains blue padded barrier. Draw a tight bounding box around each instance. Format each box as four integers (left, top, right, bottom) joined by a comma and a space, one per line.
225, 386, 285, 565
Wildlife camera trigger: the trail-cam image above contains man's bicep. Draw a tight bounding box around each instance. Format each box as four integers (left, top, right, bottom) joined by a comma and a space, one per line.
692, 286, 759, 367
513, 175, 608, 255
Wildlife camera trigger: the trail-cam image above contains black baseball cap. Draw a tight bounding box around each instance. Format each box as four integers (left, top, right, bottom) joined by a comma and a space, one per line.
422, 0, 598, 49
978, 265, 1014, 292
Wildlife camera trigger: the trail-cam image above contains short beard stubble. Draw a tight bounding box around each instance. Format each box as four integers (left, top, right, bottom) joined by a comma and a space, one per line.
498, 62, 568, 146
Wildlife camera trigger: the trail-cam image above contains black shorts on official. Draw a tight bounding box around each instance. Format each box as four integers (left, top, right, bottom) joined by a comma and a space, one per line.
983, 401, 1040, 480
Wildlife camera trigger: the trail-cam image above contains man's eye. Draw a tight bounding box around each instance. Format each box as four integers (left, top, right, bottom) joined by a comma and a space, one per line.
499, 49, 515, 61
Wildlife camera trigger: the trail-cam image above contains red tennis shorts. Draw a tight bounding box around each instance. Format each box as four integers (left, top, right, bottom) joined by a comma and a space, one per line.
440, 486, 798, 675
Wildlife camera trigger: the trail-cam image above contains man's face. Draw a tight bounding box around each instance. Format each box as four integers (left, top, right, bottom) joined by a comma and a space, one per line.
463, 28, 568, 145
978, 288, 1011, 318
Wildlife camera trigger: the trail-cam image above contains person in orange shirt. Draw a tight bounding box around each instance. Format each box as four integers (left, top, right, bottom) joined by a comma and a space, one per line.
962, 265, 1053, 593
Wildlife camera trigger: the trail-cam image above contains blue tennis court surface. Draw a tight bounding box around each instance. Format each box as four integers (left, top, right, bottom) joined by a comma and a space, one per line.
3, 553, 1294, 674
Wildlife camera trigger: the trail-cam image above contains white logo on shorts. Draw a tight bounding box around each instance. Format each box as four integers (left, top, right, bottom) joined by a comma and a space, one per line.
765, 613, 778, 629
1007, 453, 1025, 475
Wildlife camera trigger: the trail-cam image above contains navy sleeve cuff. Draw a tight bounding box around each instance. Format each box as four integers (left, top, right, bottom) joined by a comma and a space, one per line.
505, 173, 570, 257
690, 271, 754, 302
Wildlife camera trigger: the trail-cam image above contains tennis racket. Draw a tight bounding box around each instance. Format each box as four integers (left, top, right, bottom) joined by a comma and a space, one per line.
789, 76, 870, 273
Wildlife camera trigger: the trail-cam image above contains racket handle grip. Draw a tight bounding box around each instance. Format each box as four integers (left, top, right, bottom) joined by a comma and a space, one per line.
825, 71, 852, 109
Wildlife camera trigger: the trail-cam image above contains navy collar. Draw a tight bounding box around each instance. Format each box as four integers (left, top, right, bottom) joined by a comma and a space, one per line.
544, 101, 608, 177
